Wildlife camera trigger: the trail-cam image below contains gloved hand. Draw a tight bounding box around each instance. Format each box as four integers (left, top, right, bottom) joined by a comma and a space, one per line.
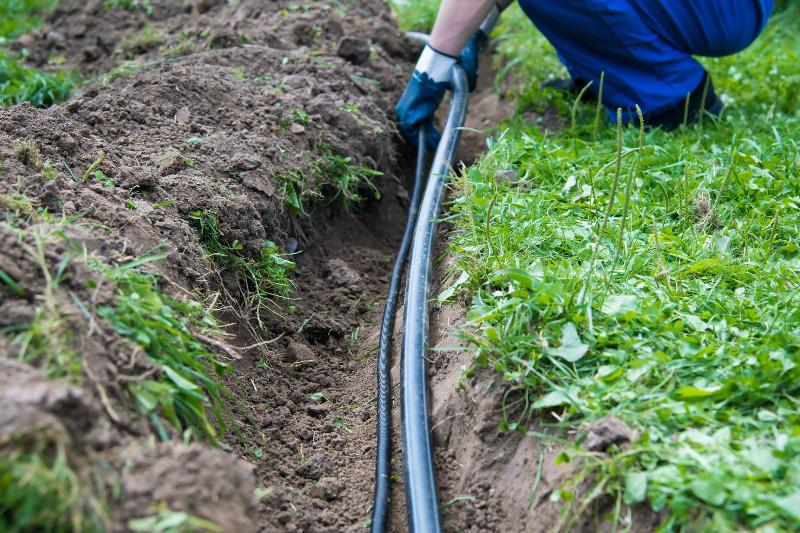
396, 2, 512, 149
459, 31, 485, 93
395, 44, 456, 151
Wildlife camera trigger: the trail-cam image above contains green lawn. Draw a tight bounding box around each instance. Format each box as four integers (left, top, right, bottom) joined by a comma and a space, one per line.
0, 0, 77, 106
420, 3, 800, 531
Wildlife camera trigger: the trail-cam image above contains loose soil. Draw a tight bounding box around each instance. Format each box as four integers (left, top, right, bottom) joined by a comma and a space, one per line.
1, 0, 422, 530
0, 0, 623, 531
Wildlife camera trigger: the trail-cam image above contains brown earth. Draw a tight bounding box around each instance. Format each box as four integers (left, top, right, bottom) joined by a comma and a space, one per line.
0, 0, 627, 530
1, 0, 422, 530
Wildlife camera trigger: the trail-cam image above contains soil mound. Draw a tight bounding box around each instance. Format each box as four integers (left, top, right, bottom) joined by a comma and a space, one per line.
1, 0, 417, 530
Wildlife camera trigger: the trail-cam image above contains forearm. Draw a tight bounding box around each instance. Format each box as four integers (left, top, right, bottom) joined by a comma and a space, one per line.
429, 0, 497, 56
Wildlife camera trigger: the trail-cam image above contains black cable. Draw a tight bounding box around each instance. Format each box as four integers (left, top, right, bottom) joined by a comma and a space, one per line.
370, 128, 427, 533
401, 66, 469, 533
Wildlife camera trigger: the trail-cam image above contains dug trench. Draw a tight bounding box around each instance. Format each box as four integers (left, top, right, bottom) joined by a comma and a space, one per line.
0, 0, 427, 530
0, 0, 623, 531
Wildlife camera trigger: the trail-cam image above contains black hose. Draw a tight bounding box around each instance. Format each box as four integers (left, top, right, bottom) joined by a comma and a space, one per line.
370, 128, 427, 533
401, 66, 469, 533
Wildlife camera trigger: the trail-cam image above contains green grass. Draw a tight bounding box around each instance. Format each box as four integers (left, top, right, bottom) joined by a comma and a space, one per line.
0, 0, 79, 107
0, 430, 107, 532
278, 145, 382, 214
0, 0, 56, 40
388, 0, 439, 32
189, 209, 296, 321
441, 3, 800, 531
0, 203, 235, 531
2, 213, 85, 380
1, 205, 230, 448
96, 254, 233, 446
0, 52, 77, 107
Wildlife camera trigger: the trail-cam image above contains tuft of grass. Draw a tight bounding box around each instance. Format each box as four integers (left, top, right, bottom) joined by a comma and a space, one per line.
1, 206, 233, 447
0, 51, 77, 107
387, 0, 439, 32
445, 3, 800, 531
3, 215, 83, 380
278, 146, 382, 214
0, 0, 56, 41
0, 427, 108, 532
189, 209, 296, 321
96, 255, 232, 446
115, 25, 165, 59
14, 138, 43, 169
0, 0, 78, 107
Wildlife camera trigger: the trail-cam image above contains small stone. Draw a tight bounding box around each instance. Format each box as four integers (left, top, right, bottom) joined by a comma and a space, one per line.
585, 415, 638, 452
308, 477, 343, 501
175, 106, 191, 124
289, 123, 305, 134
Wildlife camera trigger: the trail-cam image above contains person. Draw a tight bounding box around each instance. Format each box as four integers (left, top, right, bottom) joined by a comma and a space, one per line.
396, 0, 775, 148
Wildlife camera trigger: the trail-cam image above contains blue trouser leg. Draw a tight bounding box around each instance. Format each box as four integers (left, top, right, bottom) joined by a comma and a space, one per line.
518, 0, 774, 121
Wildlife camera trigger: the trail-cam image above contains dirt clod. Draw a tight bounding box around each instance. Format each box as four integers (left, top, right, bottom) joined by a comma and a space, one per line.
117, 444, 257, 533
338, 36, 371, 65
326, 258, 361, 289
309, 477, 344, 501
296, 453, 329, 480
157, 152, 187, 176
286, 340, 315, 363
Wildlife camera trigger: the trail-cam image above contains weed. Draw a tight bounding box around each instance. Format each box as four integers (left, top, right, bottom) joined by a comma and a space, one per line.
0, 428, 108, 532
116, 25, 164, 59
0, 51, 77, 107
189, 209, 295, 322
15, 138, 42, 169
4, 217, 82, 379
81, 151, 104, 182
387, 0, 439, 32
96, 255, 232, 445
0, 0, 56, 40
42, 159, 58, 180
128, 504, 221, 532
0, 0, 77, 107
99, 60, 147, 85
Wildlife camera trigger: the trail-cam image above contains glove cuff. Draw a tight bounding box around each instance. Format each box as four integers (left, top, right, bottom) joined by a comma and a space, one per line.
415, 45, 457, 84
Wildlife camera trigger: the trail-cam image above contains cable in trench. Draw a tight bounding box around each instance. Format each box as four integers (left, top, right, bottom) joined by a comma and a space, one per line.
371, 63, 469, 533
370, 129, 427, 533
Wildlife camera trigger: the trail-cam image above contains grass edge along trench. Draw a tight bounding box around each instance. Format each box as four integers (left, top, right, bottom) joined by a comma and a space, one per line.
441, 3, 800, 532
